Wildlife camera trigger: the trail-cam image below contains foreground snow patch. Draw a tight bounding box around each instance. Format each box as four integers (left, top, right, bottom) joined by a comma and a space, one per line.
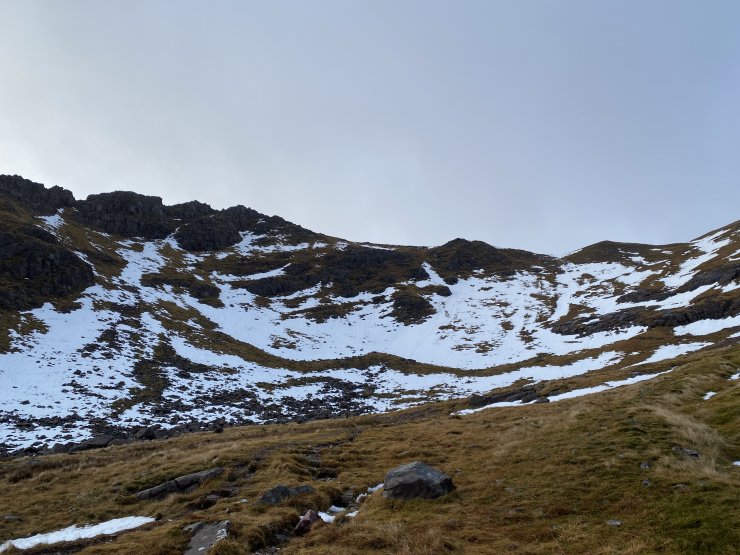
0, 516, 155, 552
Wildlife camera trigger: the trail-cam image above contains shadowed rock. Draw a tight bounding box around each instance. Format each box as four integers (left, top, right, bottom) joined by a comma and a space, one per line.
135, 468, 223, 500
259, 484, 315, 504
383, 461, 455, 500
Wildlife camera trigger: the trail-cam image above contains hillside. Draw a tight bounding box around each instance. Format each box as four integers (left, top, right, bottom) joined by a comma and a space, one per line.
0, 174, 738, 456
0, 175, 738, 554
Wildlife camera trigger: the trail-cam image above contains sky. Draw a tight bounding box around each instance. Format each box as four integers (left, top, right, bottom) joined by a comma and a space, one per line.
0, 0, 738, 255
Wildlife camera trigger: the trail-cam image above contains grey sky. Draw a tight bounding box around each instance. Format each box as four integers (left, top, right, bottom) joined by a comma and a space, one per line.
0, 1, 738, 255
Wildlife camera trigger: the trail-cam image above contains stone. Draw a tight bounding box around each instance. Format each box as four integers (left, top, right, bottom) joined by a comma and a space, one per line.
135, 468, 223, 500
68, 434, 115, 453
606, 519, 622, 527
259, 484, 316, 505
640, 461, 651, 469
184, 520, 229, 555
382, 461, 455, 500
672, 447, 700, 459
3, 515, 22, 522
294, 509, 320, 536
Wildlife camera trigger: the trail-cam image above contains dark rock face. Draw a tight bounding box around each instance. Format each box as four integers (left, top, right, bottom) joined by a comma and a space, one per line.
430, 238, 555, 279
175, 205, 317, 251
0, 175, 75, 215
383, 461, 455, 500
135, 467, 224, 500
0, 226, 95, 310
259, 484, 316, 504
74, 191, 179, 239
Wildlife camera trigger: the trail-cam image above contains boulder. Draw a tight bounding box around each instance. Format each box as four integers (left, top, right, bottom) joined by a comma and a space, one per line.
383, 461, 455, 500
259, 484, 316, 505
135, 468, 223, 500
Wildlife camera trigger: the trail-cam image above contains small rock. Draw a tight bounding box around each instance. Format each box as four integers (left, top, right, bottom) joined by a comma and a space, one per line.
383, 461, 455, 500
672, 447, 700, 459
294, 509, 320, 536
640, 462, 651, 469
606, 519, 622, 527
3, 515, 22, 522
642, 479, 652, 487
673, 484, 690, 492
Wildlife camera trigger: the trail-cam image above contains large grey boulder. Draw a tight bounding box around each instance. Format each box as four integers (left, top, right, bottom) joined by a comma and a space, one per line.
383, 461, 455, 500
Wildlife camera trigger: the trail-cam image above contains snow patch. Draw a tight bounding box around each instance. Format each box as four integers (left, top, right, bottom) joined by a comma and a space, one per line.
0, 516, 155, 552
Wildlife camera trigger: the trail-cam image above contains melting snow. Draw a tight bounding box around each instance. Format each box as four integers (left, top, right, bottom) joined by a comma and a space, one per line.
0, 516, 155, 552
674, 315, 740, 336
636, 343, 711, 365
455, 369, 673, 415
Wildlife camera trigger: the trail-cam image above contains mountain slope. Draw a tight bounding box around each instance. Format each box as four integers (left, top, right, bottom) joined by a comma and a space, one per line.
0, 175, 738, 455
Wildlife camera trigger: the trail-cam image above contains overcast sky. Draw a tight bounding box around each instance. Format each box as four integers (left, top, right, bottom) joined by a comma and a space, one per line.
0, 1, 738, 255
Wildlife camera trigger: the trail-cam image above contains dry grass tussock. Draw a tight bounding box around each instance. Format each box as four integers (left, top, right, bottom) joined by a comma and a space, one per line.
0, 346, 738, 554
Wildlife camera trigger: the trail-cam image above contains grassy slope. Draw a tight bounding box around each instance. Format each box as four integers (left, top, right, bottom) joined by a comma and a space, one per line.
1, 345, 738, 555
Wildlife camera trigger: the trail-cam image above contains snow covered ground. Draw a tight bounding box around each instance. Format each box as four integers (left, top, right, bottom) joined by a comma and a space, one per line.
0, 220, 736, 451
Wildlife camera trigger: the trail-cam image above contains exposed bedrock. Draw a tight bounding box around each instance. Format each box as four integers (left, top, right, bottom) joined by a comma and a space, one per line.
0, 226, 94, 310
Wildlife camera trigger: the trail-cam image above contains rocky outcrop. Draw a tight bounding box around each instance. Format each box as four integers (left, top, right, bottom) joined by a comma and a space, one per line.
383, 461, 455, 500
135, 468, 223, 500
0, 175, 75, 215
430, 238, 556, 279
74, 191, 202, 239
175, 205, 317, 251
0, 226, 95, 310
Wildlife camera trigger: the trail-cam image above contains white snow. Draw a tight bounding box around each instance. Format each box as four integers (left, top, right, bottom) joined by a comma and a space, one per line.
721, 281, 740, 293
0, 516, 154, 552
733, 461, 740, 467
636, 343, 711, 366
454, 369, 673, 415
661, 231, 731, 288
703, 391, 717, 400
674, 315, 740, 336
317, 512, 335, 523
37, 210, 65, 232
729, 372, 739, 381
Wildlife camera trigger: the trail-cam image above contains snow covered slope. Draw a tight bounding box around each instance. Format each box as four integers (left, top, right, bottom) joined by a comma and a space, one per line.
0, 176, 738, 453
